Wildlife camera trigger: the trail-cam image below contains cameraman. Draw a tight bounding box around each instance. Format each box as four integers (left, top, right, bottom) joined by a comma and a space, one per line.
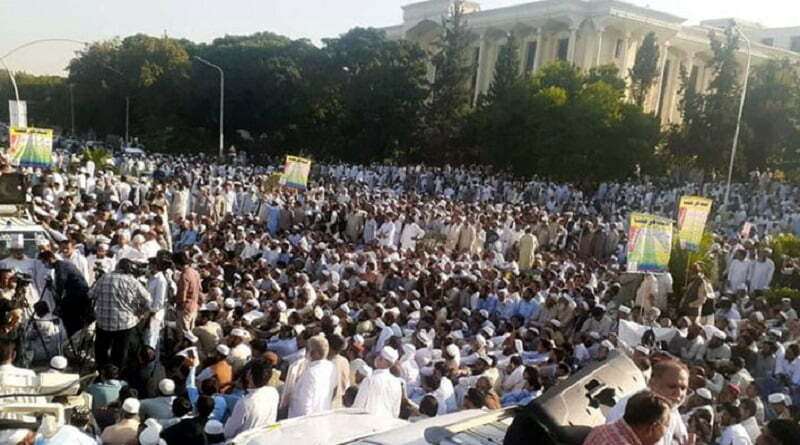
38, 250, 91, 337
91, 259, 152, 370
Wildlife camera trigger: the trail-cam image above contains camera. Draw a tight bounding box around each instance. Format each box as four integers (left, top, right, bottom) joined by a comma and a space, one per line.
14, 272, 33, 288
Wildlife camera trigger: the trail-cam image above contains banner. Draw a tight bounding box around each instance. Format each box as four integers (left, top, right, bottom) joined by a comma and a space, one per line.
618, 320, 679, 348
280, 155, 311, 189
741, 222, 753, 239
626, 213, 673, 273
677, 196, 713, 251
7, 127, 53, 168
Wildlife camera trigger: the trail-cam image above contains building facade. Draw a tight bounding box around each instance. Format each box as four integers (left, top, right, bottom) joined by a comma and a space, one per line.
383, 0, 800, 125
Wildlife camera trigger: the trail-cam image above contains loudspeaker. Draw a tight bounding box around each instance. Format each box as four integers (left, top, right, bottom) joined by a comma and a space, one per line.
504, 351, 647, 445
0, 173, 26, 205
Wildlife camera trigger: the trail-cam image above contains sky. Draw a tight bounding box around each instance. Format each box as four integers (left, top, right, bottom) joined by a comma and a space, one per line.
1, 0, 798, 76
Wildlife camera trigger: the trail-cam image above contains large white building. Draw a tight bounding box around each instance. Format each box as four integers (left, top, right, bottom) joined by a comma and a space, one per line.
382, 0, 800, 124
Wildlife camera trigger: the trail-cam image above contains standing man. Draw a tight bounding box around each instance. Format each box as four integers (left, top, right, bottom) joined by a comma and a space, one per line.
289, 336, 335, 418
353, 346, 403, 417
224, 360, 279, 439
38, 250, 90, 337
91, 259, 152, 369
518, 227, 538, 271
146, 257, 169, 350
749, 248, 775, 295
59, 239, 91, 283
173, 251, 201, 335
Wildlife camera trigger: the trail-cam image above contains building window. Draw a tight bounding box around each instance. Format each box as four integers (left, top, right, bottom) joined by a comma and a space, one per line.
791, 36, 800, 52
470, 47, 480, 104
761, 37, 774, 47
614, 39, 624, 58
524, 41, 538, 73
557, 38, 569, 61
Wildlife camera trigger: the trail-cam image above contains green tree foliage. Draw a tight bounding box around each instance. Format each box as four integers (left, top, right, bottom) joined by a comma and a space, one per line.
0, 71, 71, 130
741, 59, 800, 172
422, 0, 476, 162
485, 32, 520, 104
469, 62, 661, 183
629, 32, 660, 107
666, 29, 742, 175
320, 28, 429, 162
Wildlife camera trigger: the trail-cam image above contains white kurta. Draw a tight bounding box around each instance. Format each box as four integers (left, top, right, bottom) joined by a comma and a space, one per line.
400, 223, 425, 251
288, 359, 335, 418
353, 368, 403, 418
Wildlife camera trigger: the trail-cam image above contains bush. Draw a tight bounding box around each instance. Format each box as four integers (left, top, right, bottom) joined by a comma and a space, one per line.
763, 287, 800, 307
669, 232, 715, 296
770, 234, 800, 260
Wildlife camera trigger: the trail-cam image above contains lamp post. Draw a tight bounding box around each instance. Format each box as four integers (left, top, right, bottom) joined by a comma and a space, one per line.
1, 38, 89, 107
722, 23, 752, 211
193, 56, 224, 160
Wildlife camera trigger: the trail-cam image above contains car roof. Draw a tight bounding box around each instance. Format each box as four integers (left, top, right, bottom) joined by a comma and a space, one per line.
0, 217, 45, 232
350, 410, 494, 445
233, 409, 409, 445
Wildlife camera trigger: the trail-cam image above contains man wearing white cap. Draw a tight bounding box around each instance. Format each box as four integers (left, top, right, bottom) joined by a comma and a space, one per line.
0, 234, 34, 276
353, 346, 403, 417
87, 241, 116, 284
101, 397, 141, 445
139, 378, 177, 420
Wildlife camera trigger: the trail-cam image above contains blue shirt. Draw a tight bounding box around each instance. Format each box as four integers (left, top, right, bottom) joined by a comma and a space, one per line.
517, 299, 540, 321
495, 300, 519, 320
477, 295, 498, 314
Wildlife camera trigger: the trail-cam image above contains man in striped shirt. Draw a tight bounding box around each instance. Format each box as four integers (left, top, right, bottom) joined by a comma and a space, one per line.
584, 391, 672, 445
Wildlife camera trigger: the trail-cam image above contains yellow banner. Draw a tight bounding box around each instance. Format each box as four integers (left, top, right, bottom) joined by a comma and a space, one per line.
677, 196, 712, 251
279, 155, 311, 189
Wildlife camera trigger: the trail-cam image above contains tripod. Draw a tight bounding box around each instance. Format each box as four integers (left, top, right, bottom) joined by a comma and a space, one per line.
14, 282, 53, 365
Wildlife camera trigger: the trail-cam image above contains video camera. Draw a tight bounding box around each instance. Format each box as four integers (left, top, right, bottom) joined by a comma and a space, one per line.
13, 272, 32, 288
116, 258, 148, 277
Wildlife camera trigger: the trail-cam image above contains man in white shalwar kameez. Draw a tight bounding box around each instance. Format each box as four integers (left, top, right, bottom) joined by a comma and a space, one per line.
288, 336, 336, 418
353, 346, 403, 417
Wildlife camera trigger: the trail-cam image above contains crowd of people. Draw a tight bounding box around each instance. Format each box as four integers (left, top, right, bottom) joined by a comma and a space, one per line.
0, 151, 798, 445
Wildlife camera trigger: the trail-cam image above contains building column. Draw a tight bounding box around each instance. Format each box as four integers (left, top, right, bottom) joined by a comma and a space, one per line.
652, 41, 671, 114
567, 26, 578, 64
670, 51, 696, 123
595, 25, 605, 67
533, 27, 544, 72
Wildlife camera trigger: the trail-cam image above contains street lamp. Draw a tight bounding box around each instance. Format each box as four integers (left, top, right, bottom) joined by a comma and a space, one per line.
1, 38, 89, 106
193, 56, 224, 160
722, 23, 752, 211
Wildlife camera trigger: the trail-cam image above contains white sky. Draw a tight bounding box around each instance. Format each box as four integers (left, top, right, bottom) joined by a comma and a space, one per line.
0, 0, 798, 76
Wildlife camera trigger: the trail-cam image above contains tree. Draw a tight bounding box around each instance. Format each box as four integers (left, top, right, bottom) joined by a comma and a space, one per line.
667, 29, 742, 175
422, 0, 476, 161
629, 32, 660, 107
321, 28, 429, 162
485, 31, 520, 104
469, 61, 661, 183
741, 59, 800, 172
